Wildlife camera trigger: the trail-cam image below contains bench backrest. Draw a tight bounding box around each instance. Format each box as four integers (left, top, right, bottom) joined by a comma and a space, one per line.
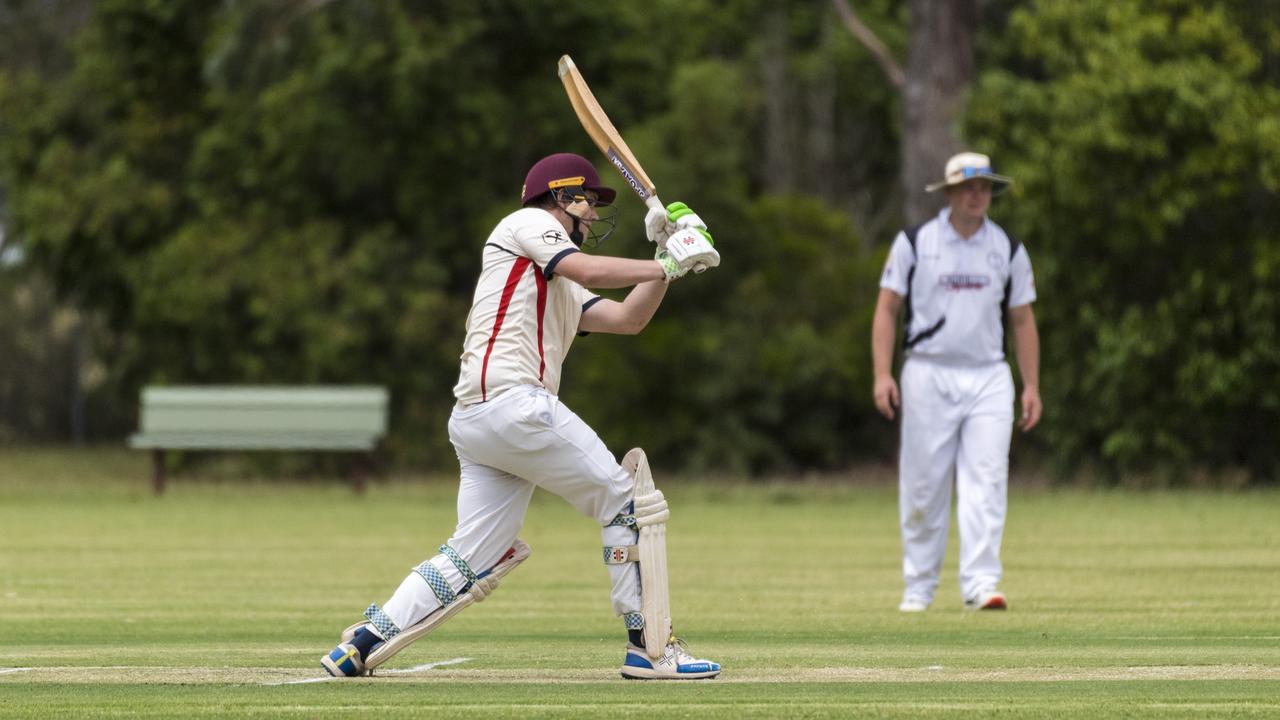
129, 385, 389, 450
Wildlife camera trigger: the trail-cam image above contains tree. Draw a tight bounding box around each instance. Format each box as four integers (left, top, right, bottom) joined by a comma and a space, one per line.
967, 0, 1280, 481
834, 0, 980, 225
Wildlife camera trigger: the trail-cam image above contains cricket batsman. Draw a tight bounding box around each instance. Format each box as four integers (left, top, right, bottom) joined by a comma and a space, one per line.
322, 153, 721, 679
871, 151, 1042, 613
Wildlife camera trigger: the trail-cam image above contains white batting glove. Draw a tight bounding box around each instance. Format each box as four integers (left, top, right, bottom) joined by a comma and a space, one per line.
664, 227, 720, 274
645, 201, 709, 246
665, 202, 707, 233
645, 205, 673, 245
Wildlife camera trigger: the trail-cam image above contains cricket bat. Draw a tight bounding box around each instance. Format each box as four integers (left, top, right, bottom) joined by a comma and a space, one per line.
557, 55, 664, 213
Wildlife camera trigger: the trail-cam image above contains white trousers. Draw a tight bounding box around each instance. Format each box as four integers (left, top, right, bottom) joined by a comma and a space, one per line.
898, 358, 1014, 603
381, 385, 642, 632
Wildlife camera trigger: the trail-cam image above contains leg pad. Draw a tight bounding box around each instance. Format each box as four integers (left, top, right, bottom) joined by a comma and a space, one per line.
342, 539, 531, 673
621, 448, 672, 660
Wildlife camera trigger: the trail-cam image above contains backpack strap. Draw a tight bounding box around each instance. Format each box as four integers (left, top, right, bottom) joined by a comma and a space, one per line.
901, 223, 935, 349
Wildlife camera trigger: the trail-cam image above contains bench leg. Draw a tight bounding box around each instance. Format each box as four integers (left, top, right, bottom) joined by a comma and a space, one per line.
152, 450, 167, 495
350, 453, 369, 495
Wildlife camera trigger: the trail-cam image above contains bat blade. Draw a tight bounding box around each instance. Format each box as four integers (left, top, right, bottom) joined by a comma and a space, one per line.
558, 55, 661, 209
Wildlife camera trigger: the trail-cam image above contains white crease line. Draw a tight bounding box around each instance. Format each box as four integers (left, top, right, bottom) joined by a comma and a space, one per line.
269, 675, 336, 686
0, 668, 32, 676
381, 658, 471, 674
266, 657, 471, 685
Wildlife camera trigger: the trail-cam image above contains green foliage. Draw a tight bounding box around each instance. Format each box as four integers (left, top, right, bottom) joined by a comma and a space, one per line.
569, 194, 883, 475
0, 0, 893, 473
967, 0, 1280, 480
3, 0, 1275, 482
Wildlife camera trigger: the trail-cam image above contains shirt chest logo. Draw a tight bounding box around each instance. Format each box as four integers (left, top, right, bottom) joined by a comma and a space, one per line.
938, 273, 991, 291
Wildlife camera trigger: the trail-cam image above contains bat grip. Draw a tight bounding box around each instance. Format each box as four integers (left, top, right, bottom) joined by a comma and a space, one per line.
644, 194, 664, 218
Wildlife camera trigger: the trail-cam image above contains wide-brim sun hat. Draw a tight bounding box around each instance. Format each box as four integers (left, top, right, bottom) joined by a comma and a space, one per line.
925, 152, 1013, 193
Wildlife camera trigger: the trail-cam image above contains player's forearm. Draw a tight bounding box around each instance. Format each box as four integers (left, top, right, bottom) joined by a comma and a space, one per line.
613, 280, 668, 334
1012, 312, 1040, 390
556, 253, 664, 288
871, 309, 897, 379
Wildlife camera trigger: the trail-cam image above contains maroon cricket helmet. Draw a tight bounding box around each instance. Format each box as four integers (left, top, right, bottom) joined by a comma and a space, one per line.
520, 153, 617, 206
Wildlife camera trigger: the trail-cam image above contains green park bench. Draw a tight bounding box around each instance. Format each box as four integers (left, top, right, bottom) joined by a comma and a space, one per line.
128, 385, 389, 495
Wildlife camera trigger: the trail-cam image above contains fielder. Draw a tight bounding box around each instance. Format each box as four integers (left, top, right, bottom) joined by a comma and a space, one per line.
322, 152, 721, 679
871, 152, 1042, 613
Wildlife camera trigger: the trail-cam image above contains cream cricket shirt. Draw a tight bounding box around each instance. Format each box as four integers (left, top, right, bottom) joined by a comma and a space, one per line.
453, 208, 600, 405
880, 208, 1036, 365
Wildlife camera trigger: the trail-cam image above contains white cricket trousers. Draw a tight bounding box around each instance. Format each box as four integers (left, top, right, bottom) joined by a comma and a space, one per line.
381, 385, 642, 632
898, 358, 1014, 603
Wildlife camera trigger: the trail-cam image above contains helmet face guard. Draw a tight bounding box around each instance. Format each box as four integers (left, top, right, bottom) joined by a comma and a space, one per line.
522, 153, 619, 247
550, 185, 618, 247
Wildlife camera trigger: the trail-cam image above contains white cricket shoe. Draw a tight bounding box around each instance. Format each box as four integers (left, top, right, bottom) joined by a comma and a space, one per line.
620, 637, 720, 680
964, 590, 1007, 611
898, 597, 930, 613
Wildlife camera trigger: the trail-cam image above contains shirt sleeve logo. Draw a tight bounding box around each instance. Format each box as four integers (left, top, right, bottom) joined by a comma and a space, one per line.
542, 230, 568, 245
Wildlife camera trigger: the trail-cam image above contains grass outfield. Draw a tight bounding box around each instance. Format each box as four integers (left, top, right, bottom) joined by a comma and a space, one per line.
1, 448, 1278, 718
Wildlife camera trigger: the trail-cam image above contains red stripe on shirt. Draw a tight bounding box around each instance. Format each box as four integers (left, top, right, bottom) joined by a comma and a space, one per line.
534, 265, 547, 381
480, 257, 532, 402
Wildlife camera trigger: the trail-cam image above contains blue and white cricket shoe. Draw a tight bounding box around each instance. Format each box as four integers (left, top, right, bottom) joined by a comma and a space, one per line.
321, 641, 366, 677
620, 638, 720, 680
321, 625, 384, 677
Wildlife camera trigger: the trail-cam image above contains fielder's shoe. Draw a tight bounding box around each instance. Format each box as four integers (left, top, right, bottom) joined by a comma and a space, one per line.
321, 625, 384, 677
964, 589, 1007, 611
620, 637, 720, 680
898, 596, 930, 613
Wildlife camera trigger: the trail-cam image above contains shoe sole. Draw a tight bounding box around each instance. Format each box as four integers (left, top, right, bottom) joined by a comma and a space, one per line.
620, 668, 720, 680
968, 594, 1007, 611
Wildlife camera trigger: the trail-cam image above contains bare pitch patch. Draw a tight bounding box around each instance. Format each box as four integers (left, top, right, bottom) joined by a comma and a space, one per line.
2, 663, 1277, 685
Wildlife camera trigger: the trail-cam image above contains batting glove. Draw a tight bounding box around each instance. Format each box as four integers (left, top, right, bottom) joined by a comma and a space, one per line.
665, 202, 709, 237
645, 205, 673, 245
645, 201, 713, 247
656, 246, 689, 283
664, 227, 720, 274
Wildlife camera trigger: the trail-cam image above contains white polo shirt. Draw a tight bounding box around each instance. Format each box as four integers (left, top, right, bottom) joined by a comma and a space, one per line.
453, 208, 601, 405
879, 208, 1036, 365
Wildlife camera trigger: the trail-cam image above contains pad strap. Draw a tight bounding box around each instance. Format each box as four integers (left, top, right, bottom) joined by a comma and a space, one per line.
623, 612, 645, 630
439, 544, 479, 586
603, 545, 639, 564
363, 603, 402, 639
415, 560, 457, 606
606, 508, 637, 529
416, 544, 481, 606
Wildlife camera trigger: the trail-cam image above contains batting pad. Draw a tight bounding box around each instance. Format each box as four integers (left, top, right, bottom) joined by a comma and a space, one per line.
622, 448, 672, 660
341, 539, 532, 674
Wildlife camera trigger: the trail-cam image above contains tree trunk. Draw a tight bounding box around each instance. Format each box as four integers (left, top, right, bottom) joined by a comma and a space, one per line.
807, 20, 838, 204
762, 5, 796, 194
901, 0, 978, 225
